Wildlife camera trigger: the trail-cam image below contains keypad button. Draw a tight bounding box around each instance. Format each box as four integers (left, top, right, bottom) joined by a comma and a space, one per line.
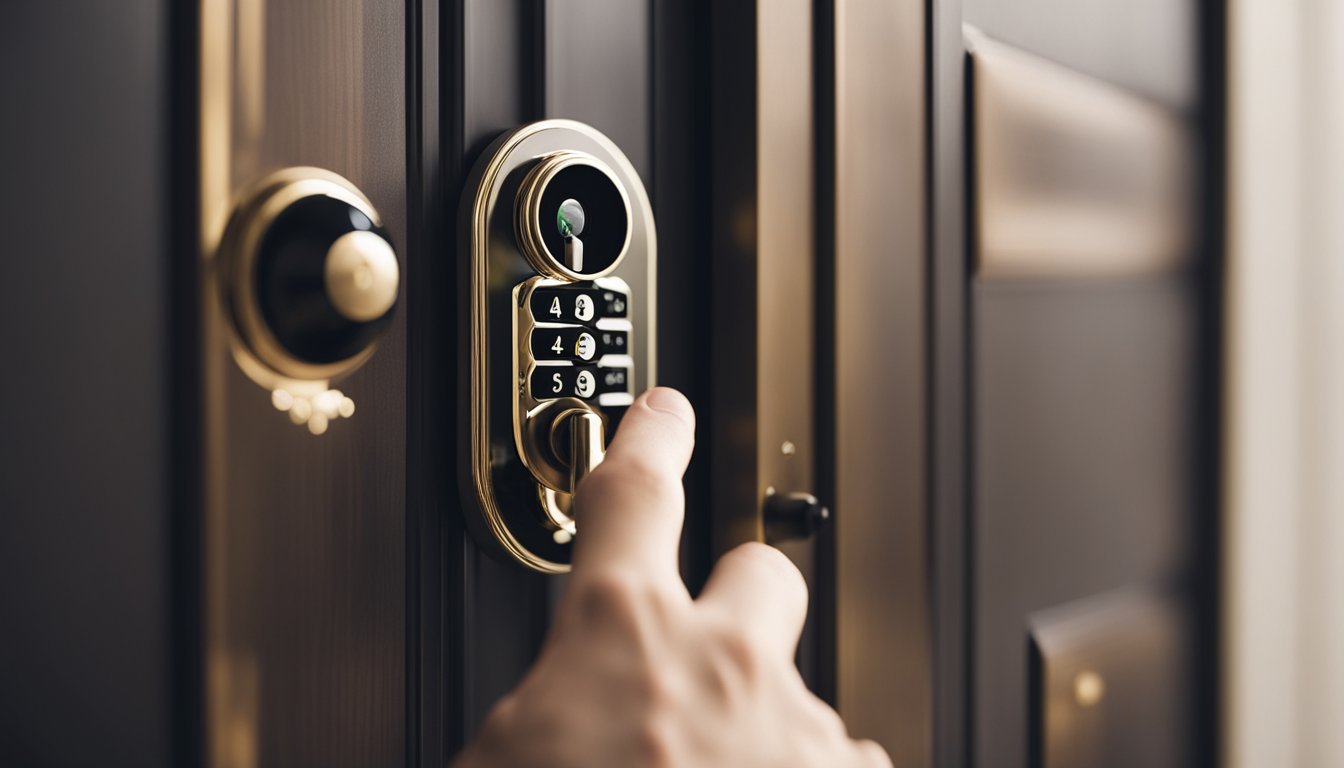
530, 286, 629, 325
598, 329, 628, 353
530, 365, 631, 401
530, 327, 628, 362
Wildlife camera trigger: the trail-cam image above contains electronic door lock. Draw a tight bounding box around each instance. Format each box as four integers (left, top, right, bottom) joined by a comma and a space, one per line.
461, 120, 655, 572
216, 167, 399, 433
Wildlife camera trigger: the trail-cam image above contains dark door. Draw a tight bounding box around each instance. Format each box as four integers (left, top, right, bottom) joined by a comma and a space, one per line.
2, 2, 1219, 767
956, 2, 1219, 766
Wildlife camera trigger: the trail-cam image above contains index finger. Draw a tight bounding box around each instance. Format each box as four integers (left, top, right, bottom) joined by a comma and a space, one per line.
569, 387, 696, 584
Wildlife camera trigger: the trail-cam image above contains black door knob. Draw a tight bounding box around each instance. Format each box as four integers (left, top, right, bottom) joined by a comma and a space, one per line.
252, 193, 398, 365
220, 168, 400, 383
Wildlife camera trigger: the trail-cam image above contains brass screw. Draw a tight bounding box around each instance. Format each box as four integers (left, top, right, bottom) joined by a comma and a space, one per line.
1073, 670, 1105, 708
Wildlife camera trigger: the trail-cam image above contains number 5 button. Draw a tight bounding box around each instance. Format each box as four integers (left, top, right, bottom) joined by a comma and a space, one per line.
530, 365, 630, 401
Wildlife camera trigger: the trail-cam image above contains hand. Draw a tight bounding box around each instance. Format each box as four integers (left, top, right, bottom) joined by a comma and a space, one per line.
454, 387, 892, 768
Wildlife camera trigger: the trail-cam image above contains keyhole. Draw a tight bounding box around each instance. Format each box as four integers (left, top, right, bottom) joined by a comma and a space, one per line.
557, 198, 586, 237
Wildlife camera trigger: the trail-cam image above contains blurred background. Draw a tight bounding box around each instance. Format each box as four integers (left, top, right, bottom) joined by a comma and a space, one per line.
0, 0, 1340, 767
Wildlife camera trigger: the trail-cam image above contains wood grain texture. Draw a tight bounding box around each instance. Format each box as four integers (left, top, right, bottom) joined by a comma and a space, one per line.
203, 2, 407, 765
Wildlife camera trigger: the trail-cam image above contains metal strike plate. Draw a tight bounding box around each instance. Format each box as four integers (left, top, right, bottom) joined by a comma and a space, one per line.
460, 119, 656, 573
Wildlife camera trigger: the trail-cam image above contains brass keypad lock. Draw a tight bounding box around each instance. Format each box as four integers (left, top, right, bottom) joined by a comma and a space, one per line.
461, 120, 656, 572
216, 167, 400, 433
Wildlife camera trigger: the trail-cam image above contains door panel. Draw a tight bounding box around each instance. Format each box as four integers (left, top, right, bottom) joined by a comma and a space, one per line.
198, 2, 408, 765
1, 3, 175, 766
964, 4, 1212, 765
972, 277, 1200, 768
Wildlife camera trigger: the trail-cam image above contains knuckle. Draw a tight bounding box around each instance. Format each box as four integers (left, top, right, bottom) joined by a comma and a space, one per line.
574, 570, 646, 622
640, 662, 682, 714
704, 618, 766, 684
720, 625, 763, 676
478, 693, 525, 742
570, 570, 675, 641
635, 710, 678, 768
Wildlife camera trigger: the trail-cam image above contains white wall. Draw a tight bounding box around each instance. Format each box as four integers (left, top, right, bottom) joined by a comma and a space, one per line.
1225, 1, 1344, 765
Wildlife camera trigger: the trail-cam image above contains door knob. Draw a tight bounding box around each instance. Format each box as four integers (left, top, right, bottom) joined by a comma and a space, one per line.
217, 167, 399, 432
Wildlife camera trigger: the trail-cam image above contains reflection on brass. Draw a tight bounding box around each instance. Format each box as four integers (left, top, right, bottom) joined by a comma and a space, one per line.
199, 0, 248, 764
564, 409, 606, 493
462, 120, 656, 573
236, 0, 265, 157
270, 386, 356, 435
969, 32, 1193, 278
1074, 670, 1106, 708
540, 486, 578, 542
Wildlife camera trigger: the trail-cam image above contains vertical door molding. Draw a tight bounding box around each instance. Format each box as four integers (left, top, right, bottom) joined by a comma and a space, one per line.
709, 0, 817, 558
709, 0, 829, 689
830, 0, 932, 760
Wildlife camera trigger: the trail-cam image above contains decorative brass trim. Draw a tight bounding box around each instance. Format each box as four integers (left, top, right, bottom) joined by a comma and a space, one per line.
215, 167, 387, 390
463, 119, 656, 573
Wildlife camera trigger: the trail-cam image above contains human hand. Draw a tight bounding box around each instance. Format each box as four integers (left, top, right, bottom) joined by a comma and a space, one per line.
453, 387, 892, 768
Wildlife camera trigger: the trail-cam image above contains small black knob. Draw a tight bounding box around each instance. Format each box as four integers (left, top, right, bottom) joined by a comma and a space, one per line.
763, 492, 831, 543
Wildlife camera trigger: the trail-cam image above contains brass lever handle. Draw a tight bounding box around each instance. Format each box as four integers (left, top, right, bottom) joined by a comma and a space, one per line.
567, 409, 605, 493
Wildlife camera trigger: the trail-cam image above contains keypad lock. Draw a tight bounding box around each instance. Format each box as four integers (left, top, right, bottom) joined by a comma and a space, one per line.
461, 120, 656, 572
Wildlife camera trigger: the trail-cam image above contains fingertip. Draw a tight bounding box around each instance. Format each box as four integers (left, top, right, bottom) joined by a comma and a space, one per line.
603, 388, 696, 471
724, 541, 806, 590
640, 387, 695, 430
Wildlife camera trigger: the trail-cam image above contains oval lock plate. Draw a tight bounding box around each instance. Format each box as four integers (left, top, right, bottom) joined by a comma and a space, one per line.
459, 120, 657, 573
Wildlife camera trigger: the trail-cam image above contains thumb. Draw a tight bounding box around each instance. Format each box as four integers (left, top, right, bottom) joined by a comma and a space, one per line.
569, 387, 695, 584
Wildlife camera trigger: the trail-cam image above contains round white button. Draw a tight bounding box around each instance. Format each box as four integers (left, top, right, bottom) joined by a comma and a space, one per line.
575, 369, 596, 398
575, 332, 597, 360
575, 294, 595, 322
324, 230, 400, 322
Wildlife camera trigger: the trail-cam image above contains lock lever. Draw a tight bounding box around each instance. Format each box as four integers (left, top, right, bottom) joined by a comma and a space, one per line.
568, 409, 605, 493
